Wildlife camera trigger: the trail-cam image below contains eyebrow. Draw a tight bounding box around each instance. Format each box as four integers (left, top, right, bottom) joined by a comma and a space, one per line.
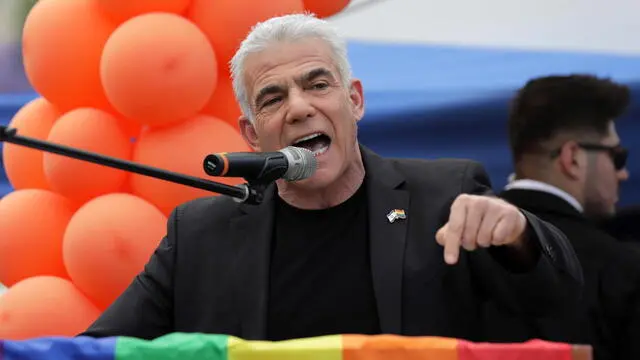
300, 67, 335, 83
254, 84, 285, 108
253, 67, 337, 108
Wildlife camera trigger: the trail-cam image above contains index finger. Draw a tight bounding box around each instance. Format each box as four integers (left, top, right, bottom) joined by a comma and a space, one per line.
444, 198, 467, 264
444, 231, 461, 264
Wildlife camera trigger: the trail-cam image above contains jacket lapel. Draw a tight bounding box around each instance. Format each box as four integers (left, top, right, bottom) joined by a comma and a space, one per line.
362, 147, 409, 334
229, 185, 276, 340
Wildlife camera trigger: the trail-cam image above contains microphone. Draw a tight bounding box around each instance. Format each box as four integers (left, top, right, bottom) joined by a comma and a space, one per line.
203, 146, 317, 183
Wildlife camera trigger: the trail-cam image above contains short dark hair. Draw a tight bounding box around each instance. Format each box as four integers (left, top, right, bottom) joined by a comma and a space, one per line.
508, 74, 630, 161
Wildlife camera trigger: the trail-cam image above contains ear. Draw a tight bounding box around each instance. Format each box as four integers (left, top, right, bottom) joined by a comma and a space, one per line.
348, 78, 365, 122
557, 141, 586, 180
238, 116, 261, 152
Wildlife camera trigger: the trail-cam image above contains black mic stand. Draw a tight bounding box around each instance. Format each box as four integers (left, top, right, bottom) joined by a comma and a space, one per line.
0, 125, 266, 205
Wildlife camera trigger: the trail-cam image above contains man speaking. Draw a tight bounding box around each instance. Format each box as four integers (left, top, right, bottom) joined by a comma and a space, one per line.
82, 14, 582, 342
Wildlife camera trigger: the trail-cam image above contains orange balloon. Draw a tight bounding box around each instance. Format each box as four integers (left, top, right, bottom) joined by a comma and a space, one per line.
116, 116, 144, 140
130, 115, 251, 215
0, 189, 75, 286
188, 0, 304, 67
201, 71, 242, 131
101, 13, 217, 127
43, 108, 133, 204
22, 0, 117, 112
97, 0, 192, 24
2, 97, 60, 190
0, 276, 100, 340
63, 193, 167, 309
303, 0, 350, 18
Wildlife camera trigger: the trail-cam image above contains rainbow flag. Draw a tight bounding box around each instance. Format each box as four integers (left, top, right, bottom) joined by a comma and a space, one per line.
0, 333, 591, 360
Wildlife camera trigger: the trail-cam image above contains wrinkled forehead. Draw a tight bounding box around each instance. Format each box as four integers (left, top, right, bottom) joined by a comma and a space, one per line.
242, 39, 340, 92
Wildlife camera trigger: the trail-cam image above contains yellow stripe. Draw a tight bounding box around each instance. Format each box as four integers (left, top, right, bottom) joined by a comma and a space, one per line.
227, 335, 343, 360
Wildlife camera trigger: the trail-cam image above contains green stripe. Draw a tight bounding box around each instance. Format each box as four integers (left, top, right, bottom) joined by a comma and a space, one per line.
115, 333, 229, 360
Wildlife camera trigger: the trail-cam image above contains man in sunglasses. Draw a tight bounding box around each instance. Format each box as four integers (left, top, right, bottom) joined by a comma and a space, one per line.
500, 74, 639, 360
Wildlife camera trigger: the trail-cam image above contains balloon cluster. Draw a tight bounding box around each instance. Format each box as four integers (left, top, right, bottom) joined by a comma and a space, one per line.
0, 0, 350, 340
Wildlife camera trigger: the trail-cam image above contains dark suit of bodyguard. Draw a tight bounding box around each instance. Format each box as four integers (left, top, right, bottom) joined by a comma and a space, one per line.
81, 14, 583, 342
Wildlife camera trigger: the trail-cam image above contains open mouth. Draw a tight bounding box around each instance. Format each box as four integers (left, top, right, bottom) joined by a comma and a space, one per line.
291, 132, 331, 157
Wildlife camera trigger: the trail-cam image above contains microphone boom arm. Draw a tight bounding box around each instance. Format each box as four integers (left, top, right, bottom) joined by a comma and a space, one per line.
0, 125, 265, 205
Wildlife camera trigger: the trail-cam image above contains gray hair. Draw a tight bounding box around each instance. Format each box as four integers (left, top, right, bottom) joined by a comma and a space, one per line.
229, 13, 352, 123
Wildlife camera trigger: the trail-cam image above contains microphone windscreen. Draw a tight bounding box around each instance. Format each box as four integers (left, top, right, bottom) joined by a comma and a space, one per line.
281, 146, 317, 181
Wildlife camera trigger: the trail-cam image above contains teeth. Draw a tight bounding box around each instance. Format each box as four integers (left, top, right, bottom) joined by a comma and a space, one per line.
293, 132, 322, 144
312, 145, 329, 156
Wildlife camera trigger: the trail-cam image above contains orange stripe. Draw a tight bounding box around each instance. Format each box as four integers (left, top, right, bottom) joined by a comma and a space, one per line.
219, 153, 229, 176
342, 334, 459, 360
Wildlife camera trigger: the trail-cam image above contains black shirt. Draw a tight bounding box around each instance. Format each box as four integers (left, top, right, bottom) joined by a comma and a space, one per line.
266, 182, 381, 341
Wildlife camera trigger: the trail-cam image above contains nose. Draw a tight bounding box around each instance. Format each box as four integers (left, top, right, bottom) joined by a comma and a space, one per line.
285, 89, 316, 124
617, 168, 630, 181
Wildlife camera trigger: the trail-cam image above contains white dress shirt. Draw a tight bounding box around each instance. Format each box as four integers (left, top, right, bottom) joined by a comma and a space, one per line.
505, 175, 584, 213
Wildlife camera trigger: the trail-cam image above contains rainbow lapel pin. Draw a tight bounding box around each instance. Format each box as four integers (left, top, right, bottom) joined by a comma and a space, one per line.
386, 209, 407, 223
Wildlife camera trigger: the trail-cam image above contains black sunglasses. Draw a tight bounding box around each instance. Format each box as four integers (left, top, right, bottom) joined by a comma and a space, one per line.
550, 143, 629, 171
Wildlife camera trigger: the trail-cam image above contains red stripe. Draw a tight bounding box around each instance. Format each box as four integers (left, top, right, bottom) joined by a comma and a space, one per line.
457, 339, 578, 360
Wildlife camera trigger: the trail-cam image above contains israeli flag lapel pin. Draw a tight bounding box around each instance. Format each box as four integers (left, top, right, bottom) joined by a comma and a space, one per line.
387, 209, 407, 223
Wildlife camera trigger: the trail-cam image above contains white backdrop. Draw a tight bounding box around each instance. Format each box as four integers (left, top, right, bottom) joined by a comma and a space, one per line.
331, 0, 640, 55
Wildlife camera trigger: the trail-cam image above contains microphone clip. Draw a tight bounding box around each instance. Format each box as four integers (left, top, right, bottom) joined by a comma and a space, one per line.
234, 171, 284, 205
234, 181, 269, 205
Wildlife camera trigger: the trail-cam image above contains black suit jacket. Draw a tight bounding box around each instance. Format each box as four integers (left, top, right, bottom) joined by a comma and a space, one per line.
600, 205, 640, 251
82, 148, 582, 342
501, 188, 640, 360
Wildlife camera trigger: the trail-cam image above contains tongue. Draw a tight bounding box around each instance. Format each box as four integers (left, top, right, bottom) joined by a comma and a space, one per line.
296, 136, 329, 152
